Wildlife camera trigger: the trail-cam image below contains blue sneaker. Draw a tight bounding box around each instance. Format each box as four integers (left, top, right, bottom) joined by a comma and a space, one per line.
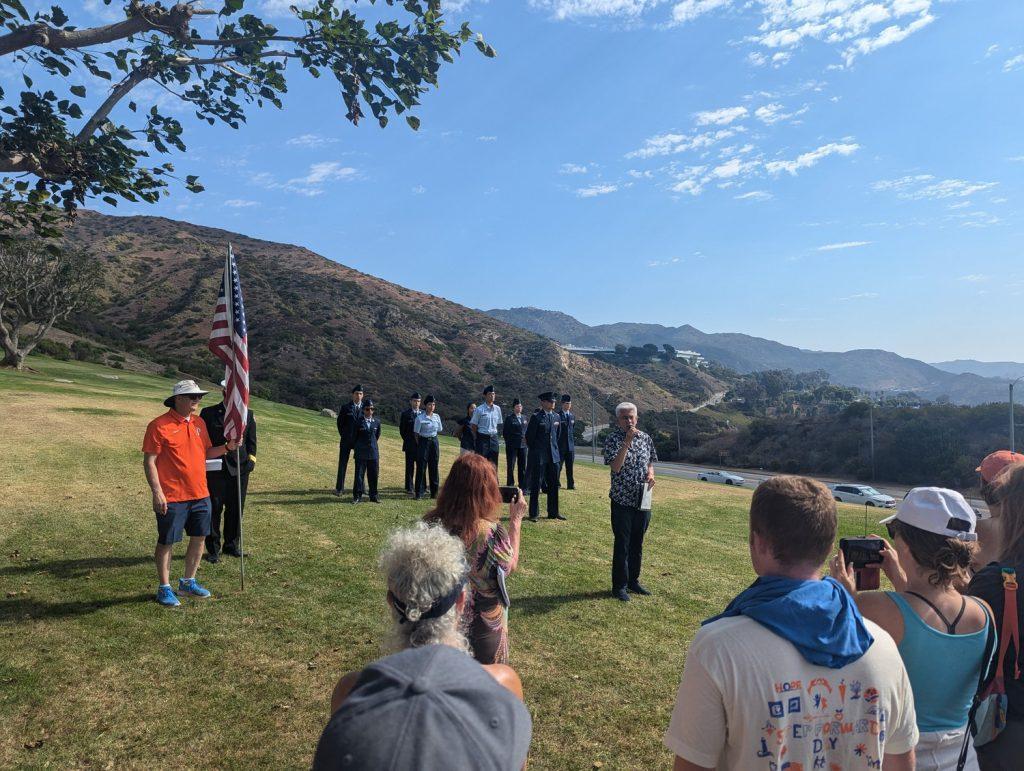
178, 577, 211, 598
156, 585, 180, 607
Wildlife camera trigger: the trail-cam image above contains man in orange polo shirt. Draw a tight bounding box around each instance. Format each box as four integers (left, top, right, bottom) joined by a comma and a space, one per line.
143, 380, 239, 607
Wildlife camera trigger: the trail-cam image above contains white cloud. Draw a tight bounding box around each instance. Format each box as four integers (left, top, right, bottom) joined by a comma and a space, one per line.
985, 44, 1000, 58
627, 169, 654, 178
710, 158, 756, 178
412, 185, 427, 194
734, 190, 773, 201
625, 128, 739, 158
670, 166, 708, 195
838, 292, 880, 301
694, 106, 748, 125
287, 133, 339, 149
528, 0, 661, 20
765, 142, 860, 175
1004, 55, 1024, 73
671, 0, 730, 25
224, 199, 259, 208
477, 135, 498, 142
560, 163, 589, 174
843, 13, 935, 65
958, 274, 988, 282
648, 256, 683, 267
754, 102, 808, 125
254, 162, 359, 197
260, 0, 317, 17
576, 183, 618, 197
818, 240, 872, 251
872, 175, 997, 200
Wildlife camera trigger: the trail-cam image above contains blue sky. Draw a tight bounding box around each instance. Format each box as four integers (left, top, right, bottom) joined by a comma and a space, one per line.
60, 1, 1024, 362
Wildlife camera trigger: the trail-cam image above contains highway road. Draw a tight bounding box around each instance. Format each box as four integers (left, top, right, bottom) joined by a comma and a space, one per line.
573, 453, 989, 516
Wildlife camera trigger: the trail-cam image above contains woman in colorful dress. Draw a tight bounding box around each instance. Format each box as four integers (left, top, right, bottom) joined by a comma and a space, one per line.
424, 452, 526, 664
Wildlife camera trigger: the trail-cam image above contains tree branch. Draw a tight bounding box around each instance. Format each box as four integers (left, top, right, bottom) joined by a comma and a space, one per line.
0, 2, 215, 57
77, 66, 153, 141
169, 51, 302, 67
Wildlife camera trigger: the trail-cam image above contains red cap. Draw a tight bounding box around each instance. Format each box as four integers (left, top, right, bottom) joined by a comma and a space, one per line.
977, 451, 1024, 483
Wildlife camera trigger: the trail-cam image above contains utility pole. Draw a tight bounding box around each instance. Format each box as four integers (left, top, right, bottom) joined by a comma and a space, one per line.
1012, 377, 1022, 453
869, 401, 876, 482
591, 398, 597, 463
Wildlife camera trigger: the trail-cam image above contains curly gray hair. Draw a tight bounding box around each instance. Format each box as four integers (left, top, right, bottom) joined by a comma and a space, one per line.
379, 522, 471, 655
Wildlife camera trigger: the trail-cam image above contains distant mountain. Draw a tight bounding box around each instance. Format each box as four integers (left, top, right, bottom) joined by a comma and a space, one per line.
931, 360, 1024, 380
61, 213, 691, 422
484, 307, 1009, 406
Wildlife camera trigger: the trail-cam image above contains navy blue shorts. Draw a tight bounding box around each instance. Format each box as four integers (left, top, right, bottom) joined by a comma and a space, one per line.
156, 497, 211, 545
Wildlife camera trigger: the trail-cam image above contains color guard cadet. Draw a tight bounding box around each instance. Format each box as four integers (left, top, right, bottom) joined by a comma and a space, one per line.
352, 399, 381, 503
399, 392, 422, 495
413, 394, 443, 499
470, 385, 502, 468
557, 394, 576, 490
334, 384, 363, 496
502, 398, 528, 488
525, 392, 564, 522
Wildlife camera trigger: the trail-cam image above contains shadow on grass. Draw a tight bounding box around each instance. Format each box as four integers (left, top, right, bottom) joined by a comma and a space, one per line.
513, 590, 612, 617
0, 555, 151, 578
251, 487, 415, 505
0, 592, 153, 622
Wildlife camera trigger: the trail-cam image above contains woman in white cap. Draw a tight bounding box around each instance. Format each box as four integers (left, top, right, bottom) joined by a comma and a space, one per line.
830, 487, 994, 771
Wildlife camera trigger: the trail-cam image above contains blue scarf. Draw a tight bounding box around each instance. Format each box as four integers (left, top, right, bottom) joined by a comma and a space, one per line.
704, 576, 874, 669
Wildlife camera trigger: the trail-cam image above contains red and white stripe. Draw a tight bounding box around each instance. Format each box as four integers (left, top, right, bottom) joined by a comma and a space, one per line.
208, 245, 249, 443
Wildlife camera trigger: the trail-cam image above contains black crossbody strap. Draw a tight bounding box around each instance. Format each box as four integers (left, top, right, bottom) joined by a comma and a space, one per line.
958, 599, 996, 771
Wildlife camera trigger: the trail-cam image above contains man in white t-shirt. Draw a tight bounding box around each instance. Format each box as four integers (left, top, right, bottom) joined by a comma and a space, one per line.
665, 476, 919, 771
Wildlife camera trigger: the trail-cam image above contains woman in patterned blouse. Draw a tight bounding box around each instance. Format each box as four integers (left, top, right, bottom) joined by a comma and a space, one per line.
424, 453, 526, 664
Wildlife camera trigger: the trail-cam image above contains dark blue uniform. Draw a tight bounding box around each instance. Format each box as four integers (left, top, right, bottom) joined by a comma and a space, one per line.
200, 403, 257, 558
399, 407, 422, 493
353, 415, 381, 502
503, 412, 528, 488
335, 400, 362, 493
558, 408, 576, 489
525, 409, 561, 519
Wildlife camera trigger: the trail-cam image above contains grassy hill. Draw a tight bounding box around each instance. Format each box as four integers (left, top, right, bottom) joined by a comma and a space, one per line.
60, 211, 687, 424
1, 358, 876, 769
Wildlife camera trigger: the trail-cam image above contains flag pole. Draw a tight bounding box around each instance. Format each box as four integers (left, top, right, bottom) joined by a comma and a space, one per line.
225, 243, 245, 591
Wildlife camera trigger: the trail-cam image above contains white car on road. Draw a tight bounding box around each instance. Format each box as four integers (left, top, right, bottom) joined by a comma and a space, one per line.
830, 484, 896, 508
698, 470, 746, 486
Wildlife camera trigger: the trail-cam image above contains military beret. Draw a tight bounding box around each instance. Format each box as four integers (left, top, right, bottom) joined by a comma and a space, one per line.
482, 385, 495, 395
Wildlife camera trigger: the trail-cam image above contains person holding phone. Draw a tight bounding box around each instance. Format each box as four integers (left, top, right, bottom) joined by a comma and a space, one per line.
423, 454, 526, 664
603, 401, 657, 601
830, 488, 993, 770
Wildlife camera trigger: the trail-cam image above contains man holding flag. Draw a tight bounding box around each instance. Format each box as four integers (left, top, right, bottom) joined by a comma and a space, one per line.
207, 245, 252, 587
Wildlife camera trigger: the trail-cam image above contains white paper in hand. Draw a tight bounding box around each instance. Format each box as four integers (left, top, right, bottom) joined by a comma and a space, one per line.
639, 483, 653, 512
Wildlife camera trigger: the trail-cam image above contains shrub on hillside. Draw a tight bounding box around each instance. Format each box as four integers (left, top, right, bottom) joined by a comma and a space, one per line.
71, 340, 103, 363
35, 339, 71, 360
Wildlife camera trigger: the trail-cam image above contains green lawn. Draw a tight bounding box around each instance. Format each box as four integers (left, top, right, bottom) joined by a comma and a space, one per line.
0, 358, 875, 769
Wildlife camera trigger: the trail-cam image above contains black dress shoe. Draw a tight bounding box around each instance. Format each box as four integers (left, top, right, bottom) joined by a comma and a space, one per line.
333, 489, 344, 497
353, 496, 364, 504
547, 513, 567, 521
413, 494, 421, 500
222, 546, 249, 558
202, 552, 220, 564
527, 516, 539, 522
613, 589, 631, 602
627, 583, 651, 596
369, 496, 380, 503
567, 485, 575, 490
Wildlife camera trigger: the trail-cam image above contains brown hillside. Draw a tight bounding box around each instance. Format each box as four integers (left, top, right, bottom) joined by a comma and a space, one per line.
63, 211, 687, 422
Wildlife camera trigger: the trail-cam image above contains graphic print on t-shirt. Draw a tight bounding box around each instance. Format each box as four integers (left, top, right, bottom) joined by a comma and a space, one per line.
756, 675, 888, 769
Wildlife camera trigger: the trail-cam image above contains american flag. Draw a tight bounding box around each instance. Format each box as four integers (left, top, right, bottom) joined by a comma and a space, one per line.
208, 245, 249, 442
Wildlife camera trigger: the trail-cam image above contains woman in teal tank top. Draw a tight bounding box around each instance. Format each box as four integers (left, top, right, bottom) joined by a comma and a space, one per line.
831, 487, 995, 771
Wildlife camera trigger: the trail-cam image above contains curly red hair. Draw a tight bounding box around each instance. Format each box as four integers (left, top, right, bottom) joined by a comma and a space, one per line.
424, 453, 503, 547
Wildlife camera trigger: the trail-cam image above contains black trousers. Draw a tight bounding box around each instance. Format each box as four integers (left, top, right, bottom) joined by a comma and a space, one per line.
474, 433, 500, 467
527, 456, 559, 518
611, 501, 650, 591
335, 441, 353, 492
403, 449, 419, 492
206, 470, 249, 554
506, 447, 526, 487
559, 452, 575, 489
353, 457, 379, 500
415, 437, 440, 498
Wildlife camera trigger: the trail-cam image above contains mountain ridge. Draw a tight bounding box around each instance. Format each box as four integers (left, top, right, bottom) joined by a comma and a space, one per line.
484, 307, 1009, 406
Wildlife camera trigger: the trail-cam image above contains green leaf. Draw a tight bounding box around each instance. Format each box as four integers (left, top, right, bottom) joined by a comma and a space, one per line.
50, 5, 68, 26
22, 74, 31, 88
405, 115, 420, 130
70, 85, 86, 98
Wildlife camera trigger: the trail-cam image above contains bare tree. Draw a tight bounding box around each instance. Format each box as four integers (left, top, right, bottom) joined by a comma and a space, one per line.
0, 240, 101, 368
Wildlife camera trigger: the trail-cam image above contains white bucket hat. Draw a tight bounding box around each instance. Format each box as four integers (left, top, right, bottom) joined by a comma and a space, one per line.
164, 379, 209, 408
879, 486, 978, 541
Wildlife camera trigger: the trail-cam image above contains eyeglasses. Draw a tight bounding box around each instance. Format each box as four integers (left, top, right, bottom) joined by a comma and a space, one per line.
186, 395, 203, 402
364, 407, 375, 412
885, 522, 897, 540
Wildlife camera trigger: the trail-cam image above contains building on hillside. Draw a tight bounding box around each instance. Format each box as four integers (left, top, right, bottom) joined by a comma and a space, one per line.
674, 350, 706, 366
561, 344, 615, 356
